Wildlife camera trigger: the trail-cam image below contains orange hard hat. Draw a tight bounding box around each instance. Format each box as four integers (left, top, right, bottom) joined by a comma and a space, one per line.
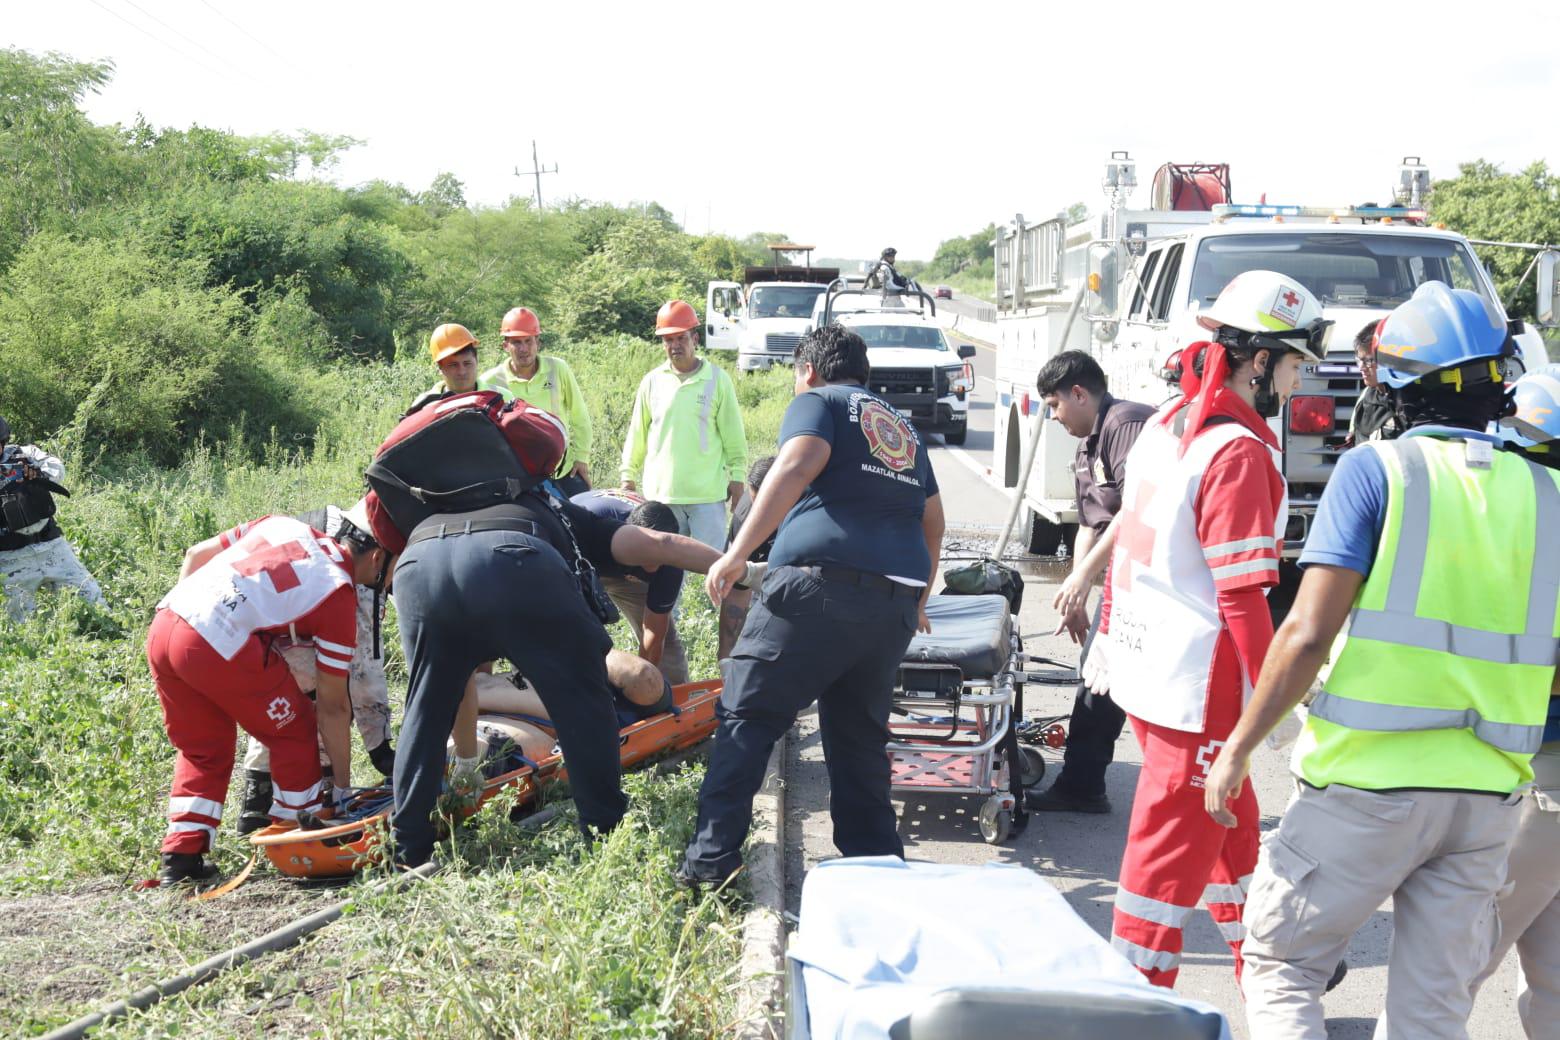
501, 307, 541, 339
429, 323, 478, 364
654, 300, 700, 337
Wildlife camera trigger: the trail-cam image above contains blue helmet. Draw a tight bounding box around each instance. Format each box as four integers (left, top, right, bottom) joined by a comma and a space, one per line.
1374, 282, 1511, 390
1499, 364, 1560, 449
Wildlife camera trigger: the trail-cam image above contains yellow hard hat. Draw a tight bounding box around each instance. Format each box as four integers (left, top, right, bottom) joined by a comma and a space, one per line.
429, 323, 479, 364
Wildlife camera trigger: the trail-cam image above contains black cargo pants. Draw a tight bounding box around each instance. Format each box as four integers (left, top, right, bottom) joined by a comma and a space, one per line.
391, 526, 624, 865
682, 565, 919, 882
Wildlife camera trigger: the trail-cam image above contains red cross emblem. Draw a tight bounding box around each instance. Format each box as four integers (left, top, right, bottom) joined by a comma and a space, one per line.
232, 532, 310, 593
1115, 482, 1159, 587
1281, 290, 1299, 307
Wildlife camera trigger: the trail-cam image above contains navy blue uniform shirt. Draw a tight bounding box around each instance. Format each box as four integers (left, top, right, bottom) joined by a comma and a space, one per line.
571, 489, 684, 615
768, 383, 939, 581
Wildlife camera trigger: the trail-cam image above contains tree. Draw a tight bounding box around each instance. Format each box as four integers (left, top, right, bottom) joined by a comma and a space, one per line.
417, 172, 466, 218
1429, 161, 1560, 322
0, 49, 123, 268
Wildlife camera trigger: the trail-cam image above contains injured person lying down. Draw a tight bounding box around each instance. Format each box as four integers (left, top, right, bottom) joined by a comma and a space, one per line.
450, 649, 676, 766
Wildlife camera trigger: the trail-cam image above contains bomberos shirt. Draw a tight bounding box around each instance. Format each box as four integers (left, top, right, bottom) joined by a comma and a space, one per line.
768, 383, 939, 582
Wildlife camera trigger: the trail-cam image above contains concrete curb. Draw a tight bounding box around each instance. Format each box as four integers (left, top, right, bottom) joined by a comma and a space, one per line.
733, 731, 787, 1039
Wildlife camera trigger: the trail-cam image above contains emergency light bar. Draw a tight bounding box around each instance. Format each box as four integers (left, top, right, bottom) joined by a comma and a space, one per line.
1212, 203, 1427, 223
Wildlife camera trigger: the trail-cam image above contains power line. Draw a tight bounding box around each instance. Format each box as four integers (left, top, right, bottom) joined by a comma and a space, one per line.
114, 0, 264, 85
196, 0, 301, 72
81, 0, 232, 80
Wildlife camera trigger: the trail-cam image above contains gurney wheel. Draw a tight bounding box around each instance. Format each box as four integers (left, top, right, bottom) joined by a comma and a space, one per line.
1018, 746, 1046, 789
978, 798, 1012, 844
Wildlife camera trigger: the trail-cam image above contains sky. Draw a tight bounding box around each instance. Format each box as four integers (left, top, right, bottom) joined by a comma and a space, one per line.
9, 0, 1560, 260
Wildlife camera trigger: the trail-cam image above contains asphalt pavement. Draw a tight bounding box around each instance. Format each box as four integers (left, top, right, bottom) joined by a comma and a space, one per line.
781, 313, 1529, 1037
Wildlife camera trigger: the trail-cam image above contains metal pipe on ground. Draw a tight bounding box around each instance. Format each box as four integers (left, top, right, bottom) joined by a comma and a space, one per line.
991, 284, 1088, 561
41, 860, 442, 1040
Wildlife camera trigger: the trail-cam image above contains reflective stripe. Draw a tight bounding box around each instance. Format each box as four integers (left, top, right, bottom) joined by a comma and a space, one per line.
1347, 610, 1559, 668
1203, 536, 1275, 559
167, 796, 224, 820
1348, 443, 1560, 669
1115, 888, 1196, 928
697, 363, 718, 454
544, 357, 560, 418
1111, 935, 1180, 973
273, 782, 323, 809
314, 637, 353, 657
1309, 691, 1545, 755
1203, 874, 1253, 905
1216, 919, 1248, 943
316, 651, 351, 673
166, 820, 216, 841
1210, 558, 1278, 581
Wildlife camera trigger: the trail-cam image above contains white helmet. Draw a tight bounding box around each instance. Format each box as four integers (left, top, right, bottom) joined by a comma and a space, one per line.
1197, 270, 1326, 361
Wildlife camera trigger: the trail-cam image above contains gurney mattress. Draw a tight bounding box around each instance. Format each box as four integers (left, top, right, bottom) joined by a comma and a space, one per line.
901, 594, 1011, 679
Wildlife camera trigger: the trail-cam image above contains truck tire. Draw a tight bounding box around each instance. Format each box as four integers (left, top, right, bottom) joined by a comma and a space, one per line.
944, 423, 968, 446
1025, 509, 1065, 555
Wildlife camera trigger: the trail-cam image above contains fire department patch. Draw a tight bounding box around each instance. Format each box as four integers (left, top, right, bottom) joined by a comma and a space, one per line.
859, 398, 917, 473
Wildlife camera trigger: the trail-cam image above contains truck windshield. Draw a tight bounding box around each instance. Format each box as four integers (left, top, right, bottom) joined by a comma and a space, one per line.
749, 286, 825, 318
1188, 233, 1492, 308
854, 325, 948, 350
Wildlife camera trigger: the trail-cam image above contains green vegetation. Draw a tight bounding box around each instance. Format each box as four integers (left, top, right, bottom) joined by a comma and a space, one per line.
911, 222, 999, 302
0, 46, 796, 1036
1430, 160, 1560, 344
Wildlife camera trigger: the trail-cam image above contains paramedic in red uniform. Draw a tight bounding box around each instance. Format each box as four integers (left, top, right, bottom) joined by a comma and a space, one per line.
1100, 271, 1327, 986
146, 514, 394, 884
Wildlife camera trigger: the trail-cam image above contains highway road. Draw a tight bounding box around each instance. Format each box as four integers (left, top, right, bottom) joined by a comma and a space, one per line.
780, 296, 1531, 1037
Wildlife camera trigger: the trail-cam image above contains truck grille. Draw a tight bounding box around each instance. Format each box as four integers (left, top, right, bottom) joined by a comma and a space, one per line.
870, 368, 944, 397
764, 333, 802, 354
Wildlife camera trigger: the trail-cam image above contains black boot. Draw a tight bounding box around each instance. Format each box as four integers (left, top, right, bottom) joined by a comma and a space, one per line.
158, 852, 219, 885
237, 770, 272, 835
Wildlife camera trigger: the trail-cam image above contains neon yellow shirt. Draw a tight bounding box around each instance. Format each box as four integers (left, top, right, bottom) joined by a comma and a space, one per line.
619, 358, 747, 504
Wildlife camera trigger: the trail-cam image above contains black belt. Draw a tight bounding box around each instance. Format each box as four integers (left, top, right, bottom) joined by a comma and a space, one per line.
797, 564, 922, 600
406, 517, 541, 548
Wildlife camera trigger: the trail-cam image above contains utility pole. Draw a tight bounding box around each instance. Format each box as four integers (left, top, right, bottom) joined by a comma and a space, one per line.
513, 140, 558, 209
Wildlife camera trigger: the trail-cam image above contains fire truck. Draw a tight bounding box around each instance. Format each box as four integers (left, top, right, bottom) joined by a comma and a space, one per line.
991, 153, 1557, 563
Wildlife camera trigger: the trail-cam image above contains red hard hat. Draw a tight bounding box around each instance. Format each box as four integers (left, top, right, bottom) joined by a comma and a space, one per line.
654, 300, 700, 337
501, 307, 541, 339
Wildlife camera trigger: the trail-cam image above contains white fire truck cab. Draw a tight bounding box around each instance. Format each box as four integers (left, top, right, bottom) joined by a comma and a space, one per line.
992, 153, 1556, 558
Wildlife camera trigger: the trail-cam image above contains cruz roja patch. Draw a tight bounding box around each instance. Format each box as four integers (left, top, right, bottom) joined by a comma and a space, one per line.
858, 398, 917, 473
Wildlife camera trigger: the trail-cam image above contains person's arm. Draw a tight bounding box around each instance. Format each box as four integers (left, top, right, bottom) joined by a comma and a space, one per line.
919, 493, 945, 633
707, 434, 831, 604
1204, 565, 1363, 825
314, 669, 352, 791
609, 525, 721, 574
641, 608, 670, 665
179, 534, 227, 579
18, 445, 64, 483
561, 361, 593, 481
452, 672, 480, 760
1055, 525, 1100, 642
1052, 514, 1118, 622
717, 372, 748, 508
619, 378, 650, 490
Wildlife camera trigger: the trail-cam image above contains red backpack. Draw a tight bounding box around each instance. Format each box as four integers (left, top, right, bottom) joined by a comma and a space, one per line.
363, 390, 566, 554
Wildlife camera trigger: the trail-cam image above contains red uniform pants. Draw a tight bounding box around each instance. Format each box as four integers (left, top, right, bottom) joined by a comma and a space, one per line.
146, 610, 323, 854
1111, 645, 1259, 988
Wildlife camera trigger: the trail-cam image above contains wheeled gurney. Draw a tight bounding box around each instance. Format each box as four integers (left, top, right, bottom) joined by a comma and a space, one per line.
888, 594, 1052, 843
250, 679, 723, 878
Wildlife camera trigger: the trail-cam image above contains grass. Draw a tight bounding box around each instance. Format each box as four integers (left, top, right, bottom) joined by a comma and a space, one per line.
0, 339, 793, 1036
